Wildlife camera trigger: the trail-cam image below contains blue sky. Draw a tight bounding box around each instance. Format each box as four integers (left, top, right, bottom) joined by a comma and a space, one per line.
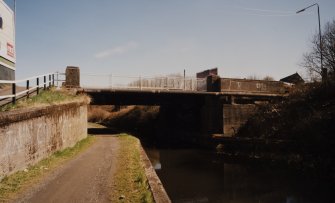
5, 0, 335, 80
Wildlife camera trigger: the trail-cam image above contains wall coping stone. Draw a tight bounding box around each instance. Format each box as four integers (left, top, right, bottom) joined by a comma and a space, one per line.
139, 145, 171, 203
0, 101, 87, 127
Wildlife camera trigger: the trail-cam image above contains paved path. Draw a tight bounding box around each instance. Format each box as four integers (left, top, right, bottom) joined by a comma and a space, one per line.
14, 136, 119, 203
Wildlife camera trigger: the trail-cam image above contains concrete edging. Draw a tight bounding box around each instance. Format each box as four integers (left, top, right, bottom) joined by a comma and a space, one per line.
139, 146, 171, 203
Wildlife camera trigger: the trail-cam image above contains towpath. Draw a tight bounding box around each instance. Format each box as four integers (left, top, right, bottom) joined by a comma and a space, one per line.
13, 135, 119, 203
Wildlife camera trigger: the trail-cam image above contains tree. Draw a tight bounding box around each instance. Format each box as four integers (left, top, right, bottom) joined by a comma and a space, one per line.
302, 20, 335, 80
263, 76, 275, 81
246, 75, 275, 81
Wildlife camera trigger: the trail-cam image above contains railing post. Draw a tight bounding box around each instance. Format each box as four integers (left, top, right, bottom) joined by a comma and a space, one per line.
56, 72, 59, 87
190, 79, 193, 91
52, 74, 55, 86
184, 69, 186, 90
49, 75, 51, 87
139, 76, 142, 90
12, 83, 16, 104
44, 75, 46, 90
109, 74, 113, 89
37, 78, 40, 95
26, 80, 30, 98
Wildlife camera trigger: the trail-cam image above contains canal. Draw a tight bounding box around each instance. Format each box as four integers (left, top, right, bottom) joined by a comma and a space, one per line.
145, 148, 334, 203
93, 104, 334, 202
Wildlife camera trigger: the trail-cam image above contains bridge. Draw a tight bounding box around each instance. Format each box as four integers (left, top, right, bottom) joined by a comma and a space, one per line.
0, 67, 289, 139
65, 67, 289, 138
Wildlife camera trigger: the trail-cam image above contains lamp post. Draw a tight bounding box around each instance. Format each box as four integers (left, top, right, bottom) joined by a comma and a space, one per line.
297, 3, 326, 81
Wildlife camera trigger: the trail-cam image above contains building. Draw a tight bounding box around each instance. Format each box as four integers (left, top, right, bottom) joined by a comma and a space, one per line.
0, 0, 15, 80
280, 73, 304, 85
196, 68, 218, 79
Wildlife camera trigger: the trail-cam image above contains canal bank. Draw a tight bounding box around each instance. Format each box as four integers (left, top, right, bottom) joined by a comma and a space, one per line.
89, 117, 335, 202
87, 81, 335, 202
87, 124, 171, 203
111, 134, 170, 203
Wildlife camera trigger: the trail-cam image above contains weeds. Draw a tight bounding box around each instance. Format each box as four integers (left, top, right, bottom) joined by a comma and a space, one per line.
0, 88, 90, 112
111, 134, 154, 203
236, 81, 335, 179
87, 106, 111, 122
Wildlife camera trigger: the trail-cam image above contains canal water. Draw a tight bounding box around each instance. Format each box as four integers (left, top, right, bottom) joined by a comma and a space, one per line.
145, 148, 334, 203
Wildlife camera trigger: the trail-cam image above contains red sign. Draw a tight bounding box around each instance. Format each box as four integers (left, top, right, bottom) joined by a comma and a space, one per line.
7, 43, 14, 58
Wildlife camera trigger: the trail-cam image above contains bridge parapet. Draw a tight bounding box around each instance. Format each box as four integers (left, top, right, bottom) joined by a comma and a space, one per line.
80, 73, 206, 91
220, 78, 291, 95
64, 66, 290, 96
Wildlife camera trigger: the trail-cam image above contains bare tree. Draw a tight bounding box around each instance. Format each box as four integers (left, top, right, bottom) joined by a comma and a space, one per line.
302, 19, 335, 79
246, 75, 274, 81
263, 76, 275, 81
247, 75, 261, 80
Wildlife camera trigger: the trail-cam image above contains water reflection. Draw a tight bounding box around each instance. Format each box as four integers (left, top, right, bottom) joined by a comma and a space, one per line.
145, 148, 334, 203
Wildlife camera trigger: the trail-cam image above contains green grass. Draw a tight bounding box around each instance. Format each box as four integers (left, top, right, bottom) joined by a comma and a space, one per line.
0, 88, 89, 112
112, 134, 154, 203
0, 136, 96, 202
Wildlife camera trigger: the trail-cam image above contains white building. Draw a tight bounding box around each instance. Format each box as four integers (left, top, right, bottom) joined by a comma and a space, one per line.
0, 0, 15, 80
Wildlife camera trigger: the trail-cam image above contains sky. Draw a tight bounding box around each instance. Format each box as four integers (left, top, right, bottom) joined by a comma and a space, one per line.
4, 0, 335, 81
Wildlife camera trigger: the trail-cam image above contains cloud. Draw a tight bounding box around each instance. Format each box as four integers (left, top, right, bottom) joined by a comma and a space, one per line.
94, 41, 138, 59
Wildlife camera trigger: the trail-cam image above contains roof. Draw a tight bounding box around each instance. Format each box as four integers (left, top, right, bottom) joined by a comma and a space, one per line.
280, 73, 304, 84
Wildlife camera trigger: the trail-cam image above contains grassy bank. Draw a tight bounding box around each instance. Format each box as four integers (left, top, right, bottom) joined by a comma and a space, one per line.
0, 88, 90, 112
0, 136, 96, 202
111, 134, 154, 203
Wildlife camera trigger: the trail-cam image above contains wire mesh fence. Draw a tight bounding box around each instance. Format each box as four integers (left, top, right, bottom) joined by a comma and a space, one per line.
80, 73, 207, 91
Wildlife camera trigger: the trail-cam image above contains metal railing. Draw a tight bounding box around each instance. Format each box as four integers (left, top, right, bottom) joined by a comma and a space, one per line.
0, 71, 206, 106
81, 73, 207, 91
0, 72, 58, 106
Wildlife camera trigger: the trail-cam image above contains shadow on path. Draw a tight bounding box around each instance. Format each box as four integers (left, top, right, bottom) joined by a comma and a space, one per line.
88, 127, 119, 135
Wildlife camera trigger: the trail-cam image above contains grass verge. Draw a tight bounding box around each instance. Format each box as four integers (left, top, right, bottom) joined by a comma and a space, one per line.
112, 134, 154, 203
0, 136, 96, 202
0, 88, 90, 112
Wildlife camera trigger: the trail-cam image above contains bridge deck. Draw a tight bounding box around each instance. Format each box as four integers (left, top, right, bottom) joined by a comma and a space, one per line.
81, 88, 287, 105
81, 88, 287, 97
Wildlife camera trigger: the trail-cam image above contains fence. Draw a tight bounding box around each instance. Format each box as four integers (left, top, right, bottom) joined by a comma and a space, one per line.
0, 72, 58, 106
80, 73, 207, 91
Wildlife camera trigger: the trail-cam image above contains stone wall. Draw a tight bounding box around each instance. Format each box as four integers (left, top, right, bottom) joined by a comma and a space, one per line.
0, 102, 87, 179
223, 104, 257, 136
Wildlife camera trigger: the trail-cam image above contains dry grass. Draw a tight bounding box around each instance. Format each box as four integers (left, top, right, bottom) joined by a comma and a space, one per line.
0, 88, 90, 112
88, 106, 111, 122
111, 134, 154, 203
88, 105, 137, 122
0, 84, 10, 90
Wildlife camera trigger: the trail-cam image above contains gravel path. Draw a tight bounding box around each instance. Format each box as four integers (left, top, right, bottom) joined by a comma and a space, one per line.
14, 135, 119, 203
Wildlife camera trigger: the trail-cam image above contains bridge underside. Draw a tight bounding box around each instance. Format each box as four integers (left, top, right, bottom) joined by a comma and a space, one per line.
81, 88, 285, 141
81, 88, 283, 106
82, 89, 216, 105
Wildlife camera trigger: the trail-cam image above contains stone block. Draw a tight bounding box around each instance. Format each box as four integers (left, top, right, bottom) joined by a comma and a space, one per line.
65, 66, 80, 88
